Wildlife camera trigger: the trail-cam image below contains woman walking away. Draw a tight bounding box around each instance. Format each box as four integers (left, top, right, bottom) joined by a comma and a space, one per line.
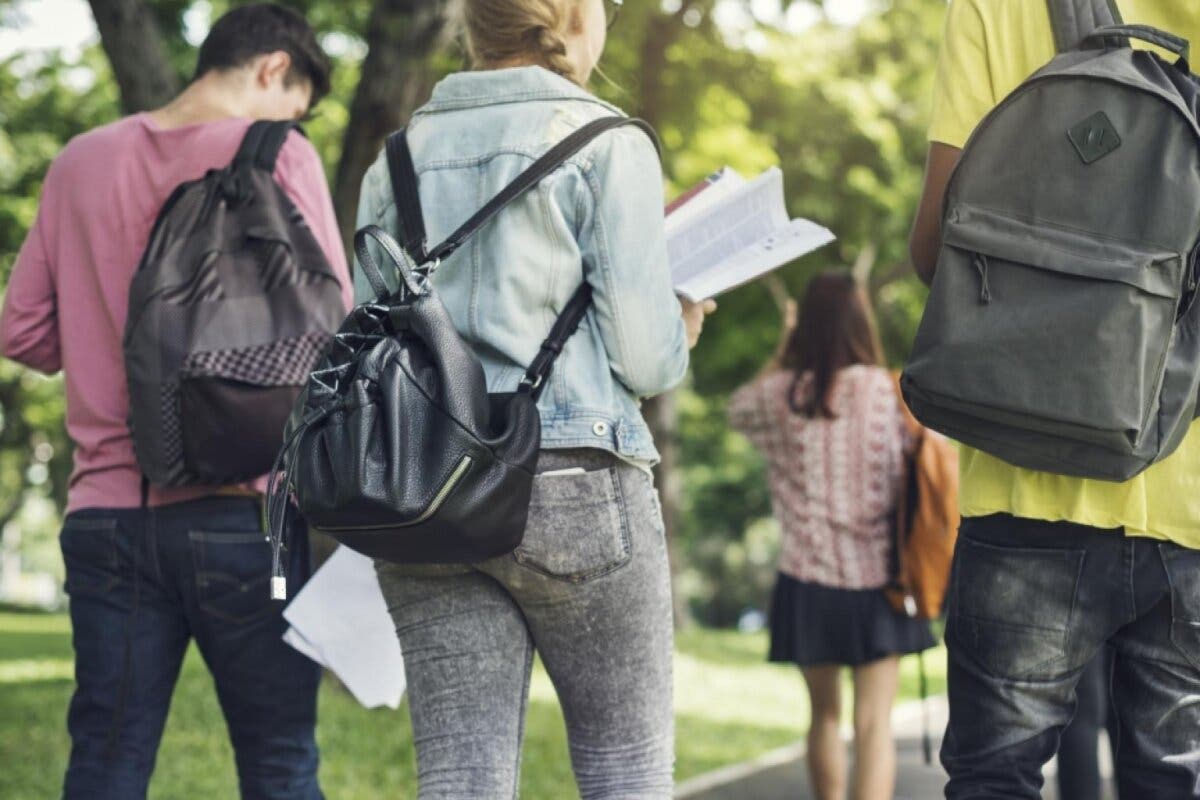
729, 273, 933, 800
354, 1, 715, 798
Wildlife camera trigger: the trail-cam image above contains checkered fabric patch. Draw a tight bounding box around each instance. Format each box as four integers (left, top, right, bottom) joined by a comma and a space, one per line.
181, 331, 331, 387
161, 381, 183, 466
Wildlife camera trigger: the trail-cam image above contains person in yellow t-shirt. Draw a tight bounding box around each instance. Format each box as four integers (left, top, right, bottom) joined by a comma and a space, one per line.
910, 1, 1200, 798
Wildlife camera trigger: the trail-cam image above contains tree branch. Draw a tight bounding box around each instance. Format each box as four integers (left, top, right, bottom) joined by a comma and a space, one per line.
332, 0, 454, 257
634, 3, 699, 627
86, 0, 179, 113
634, 2, 696, 128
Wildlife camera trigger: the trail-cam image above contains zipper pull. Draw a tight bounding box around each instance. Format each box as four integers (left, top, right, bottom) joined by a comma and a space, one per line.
973, 253, 992, 304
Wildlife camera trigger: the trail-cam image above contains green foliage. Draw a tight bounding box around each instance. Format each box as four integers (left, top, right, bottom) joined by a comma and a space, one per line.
603, 1, 946, 624
0, 46, 118, 551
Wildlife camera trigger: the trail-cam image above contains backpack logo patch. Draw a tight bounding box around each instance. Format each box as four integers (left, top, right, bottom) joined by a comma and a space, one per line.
1068, 111, 1122, 164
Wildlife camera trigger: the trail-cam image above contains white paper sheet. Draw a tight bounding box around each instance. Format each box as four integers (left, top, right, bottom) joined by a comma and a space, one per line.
282, 546, 406, 709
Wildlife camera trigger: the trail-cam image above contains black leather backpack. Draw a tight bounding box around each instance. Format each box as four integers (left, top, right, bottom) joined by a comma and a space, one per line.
266, 116, 657, 598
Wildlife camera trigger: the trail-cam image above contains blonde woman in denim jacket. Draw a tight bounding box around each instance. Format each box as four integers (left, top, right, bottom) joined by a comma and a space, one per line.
354, 1, 715, 797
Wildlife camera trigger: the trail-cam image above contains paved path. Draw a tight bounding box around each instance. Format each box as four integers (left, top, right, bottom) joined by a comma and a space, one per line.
675, 696, 1116, 799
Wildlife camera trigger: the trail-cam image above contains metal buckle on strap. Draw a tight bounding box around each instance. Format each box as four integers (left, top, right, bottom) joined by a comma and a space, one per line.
412, 257, 441, 294
519, 373, 544, 391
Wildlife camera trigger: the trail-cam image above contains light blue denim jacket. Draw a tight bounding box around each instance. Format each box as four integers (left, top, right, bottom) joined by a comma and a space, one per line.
354, 66, 689, 464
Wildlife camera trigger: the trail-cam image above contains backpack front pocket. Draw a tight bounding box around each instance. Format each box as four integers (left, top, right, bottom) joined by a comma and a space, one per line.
174, 332, 327, 483
909, 203, 1185, 453
178, 375, 301, 481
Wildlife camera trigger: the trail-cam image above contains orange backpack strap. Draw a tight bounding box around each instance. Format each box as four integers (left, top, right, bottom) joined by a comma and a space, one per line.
891, 370, 961, 619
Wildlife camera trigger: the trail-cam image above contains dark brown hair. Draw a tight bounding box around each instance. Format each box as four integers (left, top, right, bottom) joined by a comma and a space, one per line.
781, 271, 885, 418
194, 4, 332, 107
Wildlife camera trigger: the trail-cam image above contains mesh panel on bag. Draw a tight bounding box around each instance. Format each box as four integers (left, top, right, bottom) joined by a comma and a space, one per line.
180, 331, 332, 387
160, 381, 184, 467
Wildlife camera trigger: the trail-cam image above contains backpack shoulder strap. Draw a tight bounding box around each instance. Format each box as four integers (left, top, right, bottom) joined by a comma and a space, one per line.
1047, 0, 1123, 53
379, 116, 659, 401
385, 130, 429, 263
233, 120, 301, 173
384, 116, 659, 266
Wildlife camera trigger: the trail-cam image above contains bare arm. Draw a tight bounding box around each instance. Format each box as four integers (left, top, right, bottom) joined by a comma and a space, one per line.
909, 142, 962, 286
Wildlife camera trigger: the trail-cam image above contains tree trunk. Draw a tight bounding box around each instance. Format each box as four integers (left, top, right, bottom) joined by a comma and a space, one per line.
86, 0, 179, 113
331, 0, 453, 257
636, 5, 695, 629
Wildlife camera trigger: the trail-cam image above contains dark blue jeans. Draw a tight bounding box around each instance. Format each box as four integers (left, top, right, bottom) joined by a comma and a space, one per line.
59, 496, 321, 800
1057, 647, 1118, 800
941, 514, 1200, 799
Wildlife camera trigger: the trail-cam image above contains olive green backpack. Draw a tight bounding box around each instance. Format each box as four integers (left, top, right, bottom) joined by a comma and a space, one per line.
902, 0, 1200, 481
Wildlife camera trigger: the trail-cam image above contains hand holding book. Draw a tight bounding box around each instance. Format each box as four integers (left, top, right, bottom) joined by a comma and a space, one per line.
680, 296, 718, 349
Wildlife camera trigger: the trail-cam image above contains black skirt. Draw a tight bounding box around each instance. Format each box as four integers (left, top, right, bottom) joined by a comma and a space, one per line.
768, 572, 935, 667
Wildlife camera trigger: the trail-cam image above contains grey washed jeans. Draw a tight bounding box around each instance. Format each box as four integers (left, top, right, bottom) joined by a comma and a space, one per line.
375, 449, 675, 800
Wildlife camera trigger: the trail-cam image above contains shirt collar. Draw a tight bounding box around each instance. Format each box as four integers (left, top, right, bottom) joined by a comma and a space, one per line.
417, 66, 623, 117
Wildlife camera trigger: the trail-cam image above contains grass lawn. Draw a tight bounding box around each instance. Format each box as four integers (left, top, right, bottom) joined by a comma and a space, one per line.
0, 611, 945, 799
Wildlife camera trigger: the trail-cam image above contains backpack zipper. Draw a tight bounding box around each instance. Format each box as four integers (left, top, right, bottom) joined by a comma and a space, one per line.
972, 253, 992, 304
320, 455, 474, 532
1180, 248, 1200, 321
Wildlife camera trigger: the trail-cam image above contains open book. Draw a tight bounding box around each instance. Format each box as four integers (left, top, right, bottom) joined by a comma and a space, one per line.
666, 167, 835, 301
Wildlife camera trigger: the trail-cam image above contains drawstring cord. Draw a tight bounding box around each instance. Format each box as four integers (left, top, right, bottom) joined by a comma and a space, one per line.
264, 407, 334, 600
919, 649, 932, 765
264, 316, 386, 600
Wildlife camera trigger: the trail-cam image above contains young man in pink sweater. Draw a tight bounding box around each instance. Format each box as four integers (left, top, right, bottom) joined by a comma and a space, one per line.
0, 5, 351, 797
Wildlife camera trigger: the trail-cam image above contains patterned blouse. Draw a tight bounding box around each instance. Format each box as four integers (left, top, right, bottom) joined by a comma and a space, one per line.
729, 365, 912, 590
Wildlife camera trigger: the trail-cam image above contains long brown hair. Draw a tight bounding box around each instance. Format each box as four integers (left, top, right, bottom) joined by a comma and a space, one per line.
781, 271, 885, 418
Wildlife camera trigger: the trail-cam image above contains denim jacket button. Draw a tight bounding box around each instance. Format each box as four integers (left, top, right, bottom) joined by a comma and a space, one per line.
592, 422, 609, 437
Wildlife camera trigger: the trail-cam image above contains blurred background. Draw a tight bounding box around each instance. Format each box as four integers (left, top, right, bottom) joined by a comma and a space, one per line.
0, 0, 947, 796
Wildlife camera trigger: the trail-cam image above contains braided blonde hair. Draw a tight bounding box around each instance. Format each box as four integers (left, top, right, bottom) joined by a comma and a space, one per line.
462, 0, 583, 86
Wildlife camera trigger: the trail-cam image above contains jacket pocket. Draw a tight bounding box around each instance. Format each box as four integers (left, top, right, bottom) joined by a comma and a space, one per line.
189, 529, 275, 625
911, 202, 1185, 453
514, 467, 631, 583
946, 534, 1085, 681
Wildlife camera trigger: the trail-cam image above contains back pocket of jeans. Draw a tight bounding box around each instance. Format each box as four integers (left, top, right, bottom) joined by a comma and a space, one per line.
189, 529, 275, 625
947, 536, 1085, 680
60, 516, 120, 597
514, 468, 631, 583
1160, 545, 1200, 672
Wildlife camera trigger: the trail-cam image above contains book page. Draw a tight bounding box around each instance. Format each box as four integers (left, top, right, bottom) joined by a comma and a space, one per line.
665, 168, 746, 231
667, 167, 790, 287
675, 217, 836, 302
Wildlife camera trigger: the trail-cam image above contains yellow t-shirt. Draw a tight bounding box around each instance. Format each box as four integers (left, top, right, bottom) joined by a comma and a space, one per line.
928, 0, 1200, 549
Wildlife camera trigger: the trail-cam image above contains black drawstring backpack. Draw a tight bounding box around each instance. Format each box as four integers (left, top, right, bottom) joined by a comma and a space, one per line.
266, 116, 658, 598
124, 120, 344, 488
